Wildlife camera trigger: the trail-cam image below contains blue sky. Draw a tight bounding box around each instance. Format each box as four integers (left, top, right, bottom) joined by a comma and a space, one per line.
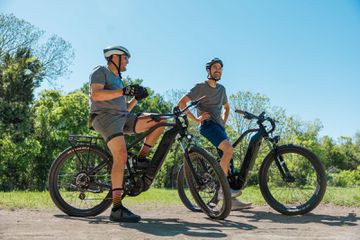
2, 0, 360, 139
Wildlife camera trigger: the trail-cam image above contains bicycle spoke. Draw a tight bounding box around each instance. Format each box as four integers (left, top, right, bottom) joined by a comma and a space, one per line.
185, 150, 229, 218
264, 149, 324, 212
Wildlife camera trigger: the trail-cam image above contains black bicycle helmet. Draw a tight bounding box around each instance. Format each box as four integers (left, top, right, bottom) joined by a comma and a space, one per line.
205, 57, 223, 71
206, 57, 223, 81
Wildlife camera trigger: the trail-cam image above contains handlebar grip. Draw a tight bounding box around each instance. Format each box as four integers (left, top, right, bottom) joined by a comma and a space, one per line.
235, 109, 256, 120
235, 109, 247, 115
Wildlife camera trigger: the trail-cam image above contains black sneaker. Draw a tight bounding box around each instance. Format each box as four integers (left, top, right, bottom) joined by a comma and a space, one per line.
135, 157, 150, 170
110, 205, 141, 223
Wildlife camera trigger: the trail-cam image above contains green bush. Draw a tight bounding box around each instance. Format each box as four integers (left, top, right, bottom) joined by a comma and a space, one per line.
328, 168, 360, 187
0, 134, 41, 190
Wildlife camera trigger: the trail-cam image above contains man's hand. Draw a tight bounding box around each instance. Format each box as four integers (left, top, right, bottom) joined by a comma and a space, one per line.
123, 84, 145, 96
135, 88, 149, 101
196, 112, 211, 123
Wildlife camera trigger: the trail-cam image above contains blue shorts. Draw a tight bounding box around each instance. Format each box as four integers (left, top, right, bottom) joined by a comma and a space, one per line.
199, 120, 228, 148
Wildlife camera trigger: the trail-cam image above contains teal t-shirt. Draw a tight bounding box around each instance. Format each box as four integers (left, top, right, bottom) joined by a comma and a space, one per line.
89, 66, 128, 114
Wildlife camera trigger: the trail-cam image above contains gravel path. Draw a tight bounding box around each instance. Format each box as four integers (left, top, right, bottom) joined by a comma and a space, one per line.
0, 204, 359, 240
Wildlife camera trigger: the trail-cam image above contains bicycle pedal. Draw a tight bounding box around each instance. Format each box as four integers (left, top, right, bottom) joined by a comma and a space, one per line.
87, 183, 102, 193
207, 202, 217, 208
87, 188, 101, 193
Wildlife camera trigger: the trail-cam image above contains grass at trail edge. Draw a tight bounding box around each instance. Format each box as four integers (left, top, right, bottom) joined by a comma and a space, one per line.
0, 186, 359, 210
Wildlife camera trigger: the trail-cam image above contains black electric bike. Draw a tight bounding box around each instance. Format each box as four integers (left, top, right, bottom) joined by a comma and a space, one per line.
177, 110, 327, 215
48, 97, 232, 220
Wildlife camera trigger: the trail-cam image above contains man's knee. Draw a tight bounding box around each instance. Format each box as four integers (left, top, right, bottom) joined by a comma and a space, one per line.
224, 145, 233, 156
219, 141, 233, 156
145, 119, 167, 133
156, 119, 167, 132
134, 114, 161, 133
107, 136, 127, 165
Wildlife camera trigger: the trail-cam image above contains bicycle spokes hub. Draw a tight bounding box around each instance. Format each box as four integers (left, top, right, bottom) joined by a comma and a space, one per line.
75, 172, 90, 188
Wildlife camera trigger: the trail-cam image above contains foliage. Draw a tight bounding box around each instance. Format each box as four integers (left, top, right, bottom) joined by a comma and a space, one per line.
0, 13, 74, 82
327, 166, 360, 187
0, 47, 44, 190
0, 134, 41, 190
0, 13, 75, 190
31, 90, 91, 190
0, 48, 44, 141
0, 14, 359, 191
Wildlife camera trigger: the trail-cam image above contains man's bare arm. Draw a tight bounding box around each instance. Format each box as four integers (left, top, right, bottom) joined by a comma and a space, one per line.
178, 95, 210, 123
90, 83, 124, 101
127, 98, 138, 111
223, 102, 230, 126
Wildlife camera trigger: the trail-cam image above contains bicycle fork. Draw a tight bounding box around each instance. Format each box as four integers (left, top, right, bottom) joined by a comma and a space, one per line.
267, 142, 295, 182
178, 137, 205, 187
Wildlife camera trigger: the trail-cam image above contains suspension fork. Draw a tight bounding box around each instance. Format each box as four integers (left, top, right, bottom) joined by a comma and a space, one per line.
179, 138, 204, 187
267, 142, 294, 181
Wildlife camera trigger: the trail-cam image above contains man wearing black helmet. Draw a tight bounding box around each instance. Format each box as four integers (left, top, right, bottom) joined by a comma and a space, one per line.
178, 58, 252, 210
89, 46, 165, 222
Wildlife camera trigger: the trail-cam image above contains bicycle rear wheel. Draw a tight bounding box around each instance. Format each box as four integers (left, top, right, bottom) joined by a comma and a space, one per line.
48, 145, 112, 217
184, 146, 231, 220
259, 144, 327, 215
176, 164, 201, 212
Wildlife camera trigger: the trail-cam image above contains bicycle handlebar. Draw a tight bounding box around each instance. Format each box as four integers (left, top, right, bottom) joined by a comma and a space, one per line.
149, 96, 206, 122
235, 109, 276, 134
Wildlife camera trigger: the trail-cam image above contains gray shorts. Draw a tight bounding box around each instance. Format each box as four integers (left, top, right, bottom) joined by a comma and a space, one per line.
91, 112, 138, 143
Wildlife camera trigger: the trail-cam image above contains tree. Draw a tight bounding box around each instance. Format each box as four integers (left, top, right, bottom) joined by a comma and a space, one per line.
0, 47, 44, 190
0, 13, 74, 82
164, 88, 187, 108
336, 136, 360, 170
31, 89, 92, 190
227, 91, 285, 172
0, 47, 43, 141
0, 14, 75, 190
355, 131, 360, 148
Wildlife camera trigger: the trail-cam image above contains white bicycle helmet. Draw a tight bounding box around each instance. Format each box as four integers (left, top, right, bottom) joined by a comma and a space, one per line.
103, 45, 131, 77
103, 45, 131, 60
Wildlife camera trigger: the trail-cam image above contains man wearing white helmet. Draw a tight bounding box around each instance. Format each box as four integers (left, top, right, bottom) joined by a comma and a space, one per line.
89, 45, 165, 222
178, 57, 252, 210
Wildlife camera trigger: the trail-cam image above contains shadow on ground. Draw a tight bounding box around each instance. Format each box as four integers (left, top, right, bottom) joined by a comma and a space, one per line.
54, 207, 359, 238
232, 208, 359, 227
55, 214, 256, 238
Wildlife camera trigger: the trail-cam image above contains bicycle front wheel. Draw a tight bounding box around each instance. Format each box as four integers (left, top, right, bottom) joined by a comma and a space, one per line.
184, 146, 231, 220
176, 164, 201, 212
48, 145, 112, 217
259, 144, 327, 215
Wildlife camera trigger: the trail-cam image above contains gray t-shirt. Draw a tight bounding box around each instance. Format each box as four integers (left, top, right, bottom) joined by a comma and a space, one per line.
89, 66, 128, 114
186, 81, 228, 127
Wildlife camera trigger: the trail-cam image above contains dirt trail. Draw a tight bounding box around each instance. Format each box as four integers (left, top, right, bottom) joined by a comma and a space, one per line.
0, 204, 359, 240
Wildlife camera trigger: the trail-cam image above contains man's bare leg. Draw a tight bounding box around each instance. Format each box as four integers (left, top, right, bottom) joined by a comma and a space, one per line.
135, 114, 166, 157
217, 139, 233, 176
